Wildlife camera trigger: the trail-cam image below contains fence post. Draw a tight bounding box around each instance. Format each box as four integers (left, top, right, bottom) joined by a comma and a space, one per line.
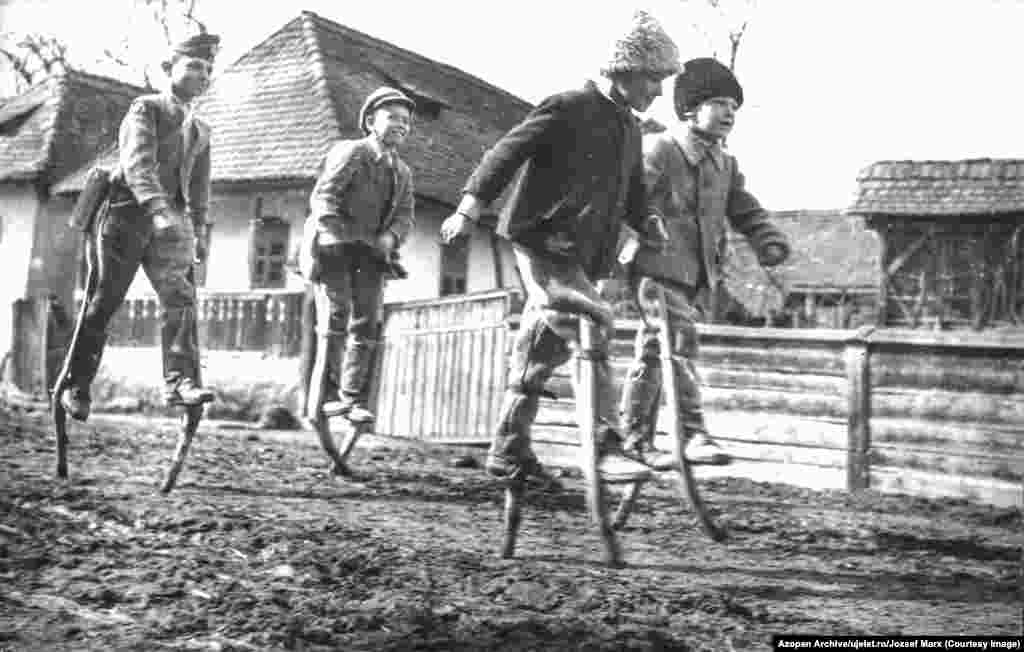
844, 326, 874, 491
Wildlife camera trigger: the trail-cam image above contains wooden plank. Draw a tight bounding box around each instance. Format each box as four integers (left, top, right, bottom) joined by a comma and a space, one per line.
871, 350, 1024, 394
454, 321, 473, 440
845, 340, 871, 490
543, 363, 847, 400
532, 425, 846, 468
700, 411, 848, 449
479, 326, 497, 441
465, 327, 482, 439
872, 386, 1024, 424
870, 466, 1022, 509
869, 446, 1023, 483
422, 331, 438, 439
867, 327, 1024, 351
872, 417, 1024, 454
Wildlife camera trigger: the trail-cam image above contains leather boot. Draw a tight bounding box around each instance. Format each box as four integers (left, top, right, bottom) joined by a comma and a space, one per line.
334, 338, 377, 424
166, 376, 215, 407
60, 328, 107, 422
317, 334, 351, 418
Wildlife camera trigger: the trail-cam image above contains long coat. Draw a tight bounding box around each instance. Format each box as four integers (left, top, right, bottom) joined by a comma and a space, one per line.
463, 80, 650, 281
119, 93, 211, 228
631, 128, 790, 290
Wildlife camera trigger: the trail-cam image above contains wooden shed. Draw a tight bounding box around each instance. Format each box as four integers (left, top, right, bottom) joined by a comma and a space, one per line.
847, 159, 1024, 330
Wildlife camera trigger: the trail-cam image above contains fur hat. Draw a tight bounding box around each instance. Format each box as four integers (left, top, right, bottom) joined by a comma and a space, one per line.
358, 86, 416, 134
601, 10, 680, 78
171, 32, 221, 63
674, 57, 743, 118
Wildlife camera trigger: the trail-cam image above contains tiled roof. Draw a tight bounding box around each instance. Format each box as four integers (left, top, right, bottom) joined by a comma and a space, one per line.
725, 209, 881, 313
54, 12, 533, 204
847, 159, 1024, 216
0, 71, 143, 186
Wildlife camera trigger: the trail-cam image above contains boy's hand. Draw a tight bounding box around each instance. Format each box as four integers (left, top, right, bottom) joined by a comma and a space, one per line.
760, 243, 788, 267
440, 212, 474, 244
152, 208, 183, 233
376, 231, 398, 253
641, 215, 670, 252
194, 224, 212, 264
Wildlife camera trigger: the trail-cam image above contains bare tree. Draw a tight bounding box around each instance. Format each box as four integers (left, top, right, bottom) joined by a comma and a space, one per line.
0, 33, 72, 92
100, 0, 208, 90
682, 0, 757, 71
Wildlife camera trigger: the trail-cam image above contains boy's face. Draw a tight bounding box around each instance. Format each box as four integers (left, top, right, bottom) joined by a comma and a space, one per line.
367, 103, 412, 148
693, 96, 738, 140
613, 72, 665, 113
167, 55, 213, 101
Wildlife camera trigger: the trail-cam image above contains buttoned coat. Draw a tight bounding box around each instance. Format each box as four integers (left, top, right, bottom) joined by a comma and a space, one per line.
631, 129, 789, 290
462, 81, 650, 281
307, 136, 415, 247
300, 137, 414, 282
119, 93, 211, 227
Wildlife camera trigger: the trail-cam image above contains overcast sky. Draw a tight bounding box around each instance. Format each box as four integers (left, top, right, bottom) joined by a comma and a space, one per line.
2, 0, 1022, 210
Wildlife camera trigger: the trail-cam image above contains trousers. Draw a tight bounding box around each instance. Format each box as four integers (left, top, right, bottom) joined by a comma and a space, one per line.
309, 242, 385, 409
489, 247, 619, 466
68, 191, 199, 391
619, 275, 709, 444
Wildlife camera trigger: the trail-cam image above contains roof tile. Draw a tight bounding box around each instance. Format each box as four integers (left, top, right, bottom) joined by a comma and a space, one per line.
848, 158, 1024, 216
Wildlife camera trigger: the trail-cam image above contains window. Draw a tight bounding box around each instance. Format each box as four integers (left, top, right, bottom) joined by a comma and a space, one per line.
440, 239, 469, 296
249, 216, 289, 289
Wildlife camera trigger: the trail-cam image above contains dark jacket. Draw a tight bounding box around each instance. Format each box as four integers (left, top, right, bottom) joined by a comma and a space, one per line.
462, 81, 649, 281
632, 128, 790, 290
119, 92, 211, 227
308, 136, 415, 247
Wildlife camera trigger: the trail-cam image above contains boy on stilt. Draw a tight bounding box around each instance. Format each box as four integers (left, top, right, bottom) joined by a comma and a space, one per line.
618, 58, 791, 469
300, 87, 416, 425
60, 32, 221, 421
441, 11, 681, 484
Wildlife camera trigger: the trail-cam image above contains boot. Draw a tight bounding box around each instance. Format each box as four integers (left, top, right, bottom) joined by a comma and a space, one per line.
60, 327, 107, 422
314, 333, 346, 418
596, 429, 653, 483
485, 390, 562, 489
335, 338, 377, 424
60, 384, 92, 422
683, 430, 732, 466
166, 377, 215, 407
322, 396, 375, 423
622, 431, 677, 471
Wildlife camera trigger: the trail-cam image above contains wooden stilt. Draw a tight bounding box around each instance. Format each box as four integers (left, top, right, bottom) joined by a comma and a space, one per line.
655, 285, 727, 542
500, 476, 525, 558
307, 334, 348, 473
576, 318, 624, 567
160, 405, 203, 494
611, 481, 644, 530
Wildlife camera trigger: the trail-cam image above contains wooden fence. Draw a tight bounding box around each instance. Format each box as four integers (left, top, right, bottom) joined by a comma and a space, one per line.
370, 291, 1023, 507
6, 288, 1021, 506
106, 290, 306, 357
371, 290, 522, 445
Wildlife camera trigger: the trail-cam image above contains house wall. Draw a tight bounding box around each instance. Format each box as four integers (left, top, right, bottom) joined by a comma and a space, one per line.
0, 183, 42, 358
26, 193, 79, 311
121, 186, 513, 303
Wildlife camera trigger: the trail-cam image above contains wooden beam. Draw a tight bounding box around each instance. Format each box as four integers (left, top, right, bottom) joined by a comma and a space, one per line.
844, 330, 873, 491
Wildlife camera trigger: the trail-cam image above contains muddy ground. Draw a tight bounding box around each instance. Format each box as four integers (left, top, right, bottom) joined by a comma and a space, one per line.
0, 405, 1020, 651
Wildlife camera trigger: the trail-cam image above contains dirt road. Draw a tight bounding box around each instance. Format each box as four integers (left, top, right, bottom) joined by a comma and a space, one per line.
0, 406, 1019, 651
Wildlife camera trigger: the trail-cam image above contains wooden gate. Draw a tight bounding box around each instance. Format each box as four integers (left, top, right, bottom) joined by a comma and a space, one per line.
371, 290, 522, 444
